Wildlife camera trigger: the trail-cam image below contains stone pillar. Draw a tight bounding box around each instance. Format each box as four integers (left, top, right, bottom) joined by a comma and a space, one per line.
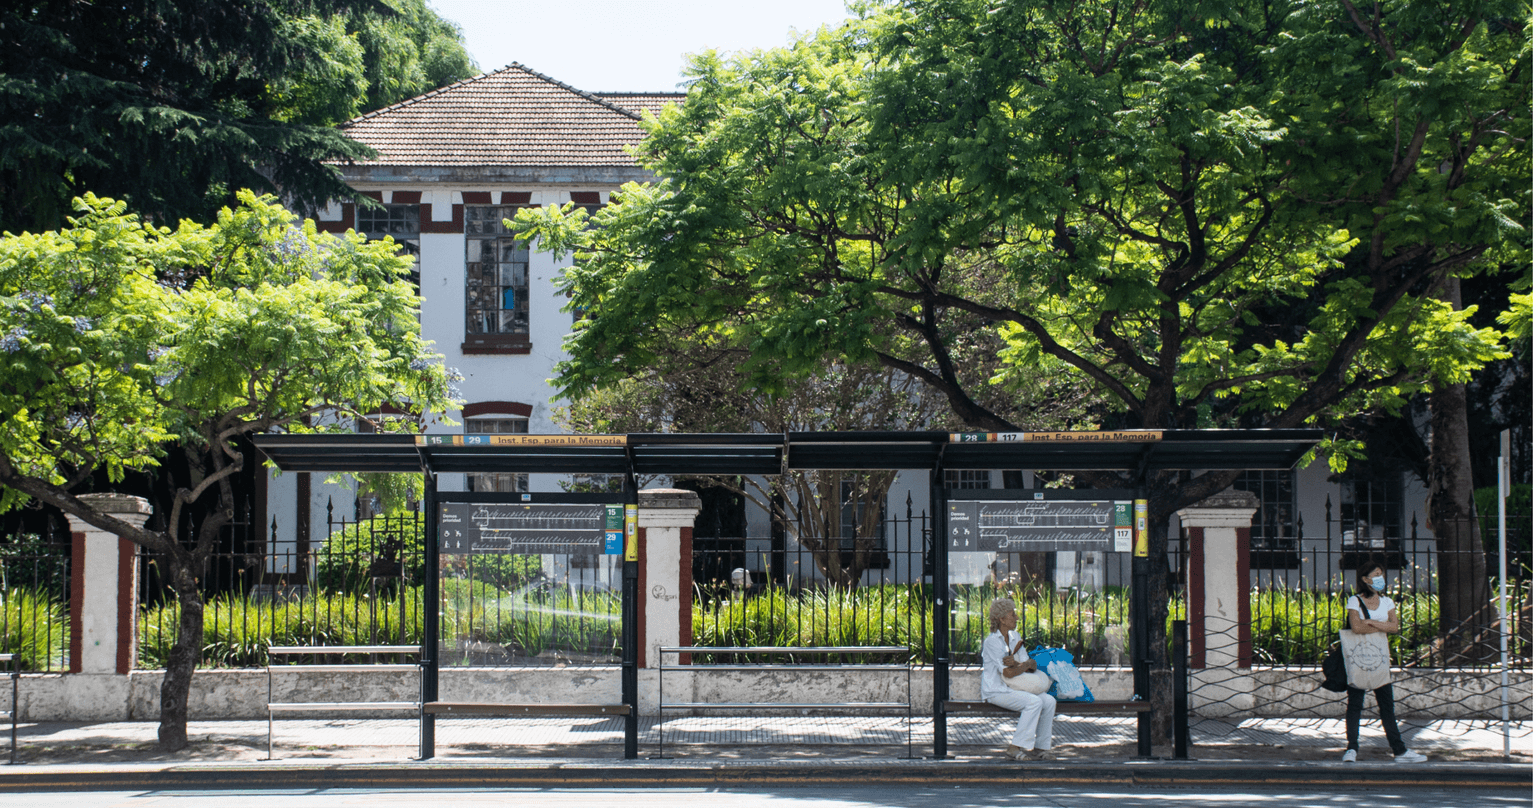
65, 494, 151, 675
1177, 490, 1257, 671
636, 488, 702, 669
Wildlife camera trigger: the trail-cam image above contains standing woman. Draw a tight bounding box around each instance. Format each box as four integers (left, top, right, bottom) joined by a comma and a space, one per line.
1341, 562, 1427, 763
981, 598, 1056, 760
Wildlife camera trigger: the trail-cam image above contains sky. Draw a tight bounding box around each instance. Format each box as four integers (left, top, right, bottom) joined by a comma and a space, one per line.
427, 0, 858, 93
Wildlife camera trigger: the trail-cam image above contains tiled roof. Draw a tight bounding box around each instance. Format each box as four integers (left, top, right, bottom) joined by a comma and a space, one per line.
595, 93, 686, 120
340, 64, 663, 167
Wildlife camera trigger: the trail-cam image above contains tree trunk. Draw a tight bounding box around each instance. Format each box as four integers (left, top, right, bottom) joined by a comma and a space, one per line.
1144, 512, 1173, 742
157, 551, 205, 752
1428, 278, 1492, 662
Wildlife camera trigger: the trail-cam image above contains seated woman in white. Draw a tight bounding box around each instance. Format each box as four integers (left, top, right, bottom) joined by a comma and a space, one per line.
980, 597, 1056, 760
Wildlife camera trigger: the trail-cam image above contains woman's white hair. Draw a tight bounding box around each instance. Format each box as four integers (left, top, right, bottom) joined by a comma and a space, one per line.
988, 598, 1017, 631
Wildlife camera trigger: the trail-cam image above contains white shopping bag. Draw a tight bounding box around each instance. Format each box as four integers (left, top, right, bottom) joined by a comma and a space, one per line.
1338, 628, 1392, 691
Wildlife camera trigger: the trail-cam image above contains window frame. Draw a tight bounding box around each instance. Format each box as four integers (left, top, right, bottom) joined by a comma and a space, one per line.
462, 204, 532, 355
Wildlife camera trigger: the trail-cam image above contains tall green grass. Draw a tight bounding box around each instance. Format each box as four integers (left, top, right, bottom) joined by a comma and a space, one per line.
126, 580, 1528, 669
1, 587, 69, 671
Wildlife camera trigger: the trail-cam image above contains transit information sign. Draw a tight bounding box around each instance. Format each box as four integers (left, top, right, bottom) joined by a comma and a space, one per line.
948, 499, 1134, 552
438, 502, 624, 554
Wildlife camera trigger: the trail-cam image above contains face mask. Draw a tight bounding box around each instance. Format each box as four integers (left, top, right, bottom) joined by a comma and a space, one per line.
1370, 576, 1386, 591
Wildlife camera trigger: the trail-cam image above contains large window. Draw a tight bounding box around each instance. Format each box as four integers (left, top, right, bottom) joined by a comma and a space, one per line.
464, 416, 528, 492
1232, 470, 1300, 569
464, 205, 529, 353
357, 204, 421, 285
837, 477, 888, 570
1338, 469, 1405, 568
944, 469, 991, 490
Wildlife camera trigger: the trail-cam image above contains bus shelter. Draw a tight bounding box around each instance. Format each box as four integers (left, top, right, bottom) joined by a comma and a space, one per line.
255, 428, 1319, 759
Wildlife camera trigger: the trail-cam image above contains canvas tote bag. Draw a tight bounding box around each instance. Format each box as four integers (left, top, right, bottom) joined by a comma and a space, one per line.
1338, 595, 1392, 691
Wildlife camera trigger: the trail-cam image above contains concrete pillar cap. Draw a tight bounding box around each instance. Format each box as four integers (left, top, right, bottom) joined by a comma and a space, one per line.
639, 488, 703, 510
73, 493, 153, 516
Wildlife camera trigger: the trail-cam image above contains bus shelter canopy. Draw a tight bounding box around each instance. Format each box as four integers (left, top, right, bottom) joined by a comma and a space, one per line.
253, 429, 1322, 476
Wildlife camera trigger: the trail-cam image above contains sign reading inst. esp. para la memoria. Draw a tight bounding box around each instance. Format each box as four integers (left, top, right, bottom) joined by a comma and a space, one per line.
438, 502, 625, 554
948, 499, 1136, 552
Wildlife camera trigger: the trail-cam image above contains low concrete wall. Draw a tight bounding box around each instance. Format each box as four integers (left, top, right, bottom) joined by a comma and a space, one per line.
10, 667, 1528, 722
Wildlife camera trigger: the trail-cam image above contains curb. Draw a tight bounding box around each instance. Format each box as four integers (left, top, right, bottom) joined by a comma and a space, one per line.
0, 760, 1528, 792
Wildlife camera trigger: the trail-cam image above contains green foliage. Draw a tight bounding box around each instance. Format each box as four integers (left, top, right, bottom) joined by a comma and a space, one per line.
139, 589, 425, 668
0, 192, 457, 515
317, 512, 427, 591
0, 587, 68, 671
521, 0, 1528, 519
1474, 483, 1533, 557
0, 0, 476, 234
122, 578, 1529, 669
316, 512, 541, 593
136, 582, 623, 668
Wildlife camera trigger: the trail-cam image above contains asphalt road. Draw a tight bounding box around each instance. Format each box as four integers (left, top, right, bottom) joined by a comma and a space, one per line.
16, 786, 1531, 808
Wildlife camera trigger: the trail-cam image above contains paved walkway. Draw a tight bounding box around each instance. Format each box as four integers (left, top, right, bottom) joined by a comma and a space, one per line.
7, 714, 1528, 762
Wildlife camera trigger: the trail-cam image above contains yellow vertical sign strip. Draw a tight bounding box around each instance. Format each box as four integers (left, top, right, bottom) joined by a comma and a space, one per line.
624, 504, 638, 561
1134, 499, 1149, 557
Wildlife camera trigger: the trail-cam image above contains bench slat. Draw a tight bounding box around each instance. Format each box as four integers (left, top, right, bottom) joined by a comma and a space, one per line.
267, 664, 419, 673
942, 699, 1150, 714
267, 702, 419, 712
661, 702, 910, 710
422, 702, 631, 717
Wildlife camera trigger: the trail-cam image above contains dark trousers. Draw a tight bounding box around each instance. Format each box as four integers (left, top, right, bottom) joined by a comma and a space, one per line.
1345, 683, 1406, 755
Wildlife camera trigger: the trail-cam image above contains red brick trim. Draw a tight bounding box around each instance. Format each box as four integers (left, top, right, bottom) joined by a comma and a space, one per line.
678, 525, 693, 664
315, 203, 356, 234
1187, 526, 1205, 670
391, 191, 422, 204
570, 192, 601, 204
69, 530, 84, 673
461, 343, 532, 355
637, 526, 647, 669
419, 203, 464, 234
117, 538, 136, 674
501, 192, 532, 205
461, 192, 493, 204
1236, 525, 1252, 669
461, 401, 533, 418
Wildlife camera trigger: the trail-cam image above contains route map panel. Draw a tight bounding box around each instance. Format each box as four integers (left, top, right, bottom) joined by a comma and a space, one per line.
948, 500, 1132, 552
438, 502, 623, 554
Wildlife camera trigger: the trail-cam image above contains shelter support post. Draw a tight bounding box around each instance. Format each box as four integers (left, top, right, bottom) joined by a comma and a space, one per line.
621, 467, 639, 759
420, 471, 439, 760
1131, 551, 1151, 757
931, 469, 949, 759
1173, 619, 1189, 759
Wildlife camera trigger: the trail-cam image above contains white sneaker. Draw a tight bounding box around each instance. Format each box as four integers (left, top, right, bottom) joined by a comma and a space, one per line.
1394, 750, 1427, 763
1341, 749, 1357, 763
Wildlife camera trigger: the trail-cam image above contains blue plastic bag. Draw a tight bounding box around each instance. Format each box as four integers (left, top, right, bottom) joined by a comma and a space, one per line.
1030, 646, 1094, 702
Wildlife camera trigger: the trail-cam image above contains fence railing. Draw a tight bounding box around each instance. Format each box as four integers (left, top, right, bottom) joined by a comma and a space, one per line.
5, 498, 1530, 675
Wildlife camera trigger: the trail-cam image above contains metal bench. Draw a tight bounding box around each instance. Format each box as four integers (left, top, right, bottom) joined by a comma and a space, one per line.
265, 644, 421, 759
421, 702, 631, 717
941, 699, 1151, 716
657, 645, 914, 759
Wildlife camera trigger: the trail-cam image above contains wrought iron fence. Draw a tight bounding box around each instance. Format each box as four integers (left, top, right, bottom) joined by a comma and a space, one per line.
137, 500, 620, 668
1184, 509, 1532, 723
0, 521, 71, 672
691, 503, 1139, 667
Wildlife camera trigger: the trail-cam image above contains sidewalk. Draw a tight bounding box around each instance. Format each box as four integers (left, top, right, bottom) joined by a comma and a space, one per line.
0, 714, 1527, 790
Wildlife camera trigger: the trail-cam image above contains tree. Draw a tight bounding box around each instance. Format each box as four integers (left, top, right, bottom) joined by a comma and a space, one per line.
559, 339, 955, 587
0, 0, 477, 235
520, 0, 1529, 732
0, 192, 455, 750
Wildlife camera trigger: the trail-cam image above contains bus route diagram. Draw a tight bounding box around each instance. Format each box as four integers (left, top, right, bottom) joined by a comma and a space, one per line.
438, 503, 613, 554
947, 500, 1124, 552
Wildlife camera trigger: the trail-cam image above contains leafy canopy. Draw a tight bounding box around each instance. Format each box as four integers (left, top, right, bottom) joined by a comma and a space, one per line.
0, 0, 477, 234
0, 192, 455, 514
519, 0, 1527, 498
